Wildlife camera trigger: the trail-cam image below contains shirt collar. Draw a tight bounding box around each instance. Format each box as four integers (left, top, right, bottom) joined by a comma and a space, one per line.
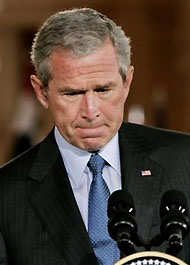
98, 134, 120, 175
54, 127, 120, 187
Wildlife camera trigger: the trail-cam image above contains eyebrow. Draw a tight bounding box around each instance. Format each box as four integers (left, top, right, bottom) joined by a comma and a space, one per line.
94, 82, 116, 89
57, 82, 116, 92
58, 87, 80, 93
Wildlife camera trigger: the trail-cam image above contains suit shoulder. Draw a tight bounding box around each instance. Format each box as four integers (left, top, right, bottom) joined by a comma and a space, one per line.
0, 129, 56, 176
0, 143, 40, 180
0, 129, 58, 184
120, 122, 190, 151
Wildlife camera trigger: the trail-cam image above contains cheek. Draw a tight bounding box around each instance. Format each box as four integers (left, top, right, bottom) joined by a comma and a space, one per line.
50, 101, 79, 128
108, 94, 126, 114
103, 94, 126, 126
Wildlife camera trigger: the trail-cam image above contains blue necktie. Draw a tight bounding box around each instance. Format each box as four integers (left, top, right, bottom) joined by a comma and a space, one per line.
88, 153, 120, 265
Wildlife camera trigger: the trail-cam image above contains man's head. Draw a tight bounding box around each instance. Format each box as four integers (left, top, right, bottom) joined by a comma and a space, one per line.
30, 8, 134, 151
31, 8, 131, 88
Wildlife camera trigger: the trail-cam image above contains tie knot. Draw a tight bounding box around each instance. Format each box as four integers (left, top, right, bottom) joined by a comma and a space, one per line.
88, 153, 106, 176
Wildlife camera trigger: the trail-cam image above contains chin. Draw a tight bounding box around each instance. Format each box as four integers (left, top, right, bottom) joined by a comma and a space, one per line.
81, 139, 107, 152
86, 147, 100, 152
82, 143, 102, 152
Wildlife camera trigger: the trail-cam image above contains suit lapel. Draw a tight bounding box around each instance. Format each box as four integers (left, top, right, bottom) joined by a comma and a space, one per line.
119, 123, 163, 240
28, 131, 97, 265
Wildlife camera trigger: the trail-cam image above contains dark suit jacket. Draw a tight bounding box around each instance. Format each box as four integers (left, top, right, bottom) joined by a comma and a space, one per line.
0, 122, 190, 264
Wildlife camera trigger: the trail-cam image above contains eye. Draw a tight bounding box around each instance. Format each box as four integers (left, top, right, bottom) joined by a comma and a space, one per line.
65, 92, 78, 96
64, 91, 85, 97
95, 87, 110, 93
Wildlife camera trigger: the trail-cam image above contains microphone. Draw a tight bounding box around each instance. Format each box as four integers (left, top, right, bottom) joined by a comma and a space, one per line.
160, 189, 190, 255
107, 190, 144, 256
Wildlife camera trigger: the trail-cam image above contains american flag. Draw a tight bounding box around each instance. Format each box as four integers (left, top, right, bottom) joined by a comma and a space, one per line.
141, 170, 152, 176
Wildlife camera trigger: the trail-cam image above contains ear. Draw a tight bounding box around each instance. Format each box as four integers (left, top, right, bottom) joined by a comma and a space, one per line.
30, 75, 49, 109
123, 65, 134, 100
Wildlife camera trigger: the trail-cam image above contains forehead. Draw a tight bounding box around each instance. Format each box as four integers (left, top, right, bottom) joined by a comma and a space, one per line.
49, 42, 120, 81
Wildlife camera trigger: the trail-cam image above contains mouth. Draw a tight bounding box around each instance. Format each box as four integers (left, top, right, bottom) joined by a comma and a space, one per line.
76, 125, 107, 138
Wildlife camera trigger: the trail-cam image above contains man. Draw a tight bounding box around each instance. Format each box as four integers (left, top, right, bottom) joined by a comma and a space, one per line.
0, 7, 190, 265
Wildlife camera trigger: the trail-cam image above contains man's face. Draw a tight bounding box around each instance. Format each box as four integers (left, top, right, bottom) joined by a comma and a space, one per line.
31, 41, 133, 151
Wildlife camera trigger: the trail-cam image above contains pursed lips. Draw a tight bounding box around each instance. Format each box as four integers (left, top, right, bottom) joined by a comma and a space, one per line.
76, 124, 104, 129
76, 124, 107, 137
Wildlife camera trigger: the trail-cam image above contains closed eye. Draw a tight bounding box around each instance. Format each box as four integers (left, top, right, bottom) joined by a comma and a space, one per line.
65, 91, 85, 96
95, 87, 111, 93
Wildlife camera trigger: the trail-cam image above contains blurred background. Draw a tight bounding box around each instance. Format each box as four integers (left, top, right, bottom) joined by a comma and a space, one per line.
0, 0, 190, 165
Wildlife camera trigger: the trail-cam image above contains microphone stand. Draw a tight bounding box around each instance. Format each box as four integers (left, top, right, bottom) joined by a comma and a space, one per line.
118, 231, 184, 258
145, 232, 183, 257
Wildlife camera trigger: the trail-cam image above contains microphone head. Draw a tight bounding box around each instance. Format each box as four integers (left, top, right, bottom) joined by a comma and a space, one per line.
160, 189, 188, 218
107, 190, 138, 254
107, 189, 135, 219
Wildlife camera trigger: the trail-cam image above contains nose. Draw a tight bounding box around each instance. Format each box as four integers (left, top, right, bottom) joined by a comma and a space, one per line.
81, 93, 100, 121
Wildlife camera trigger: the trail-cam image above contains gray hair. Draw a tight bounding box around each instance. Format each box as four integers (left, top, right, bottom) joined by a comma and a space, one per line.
31, 8, 131, 88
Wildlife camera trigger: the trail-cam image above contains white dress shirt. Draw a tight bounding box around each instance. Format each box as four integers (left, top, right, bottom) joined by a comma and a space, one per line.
54, 127, 122, 230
